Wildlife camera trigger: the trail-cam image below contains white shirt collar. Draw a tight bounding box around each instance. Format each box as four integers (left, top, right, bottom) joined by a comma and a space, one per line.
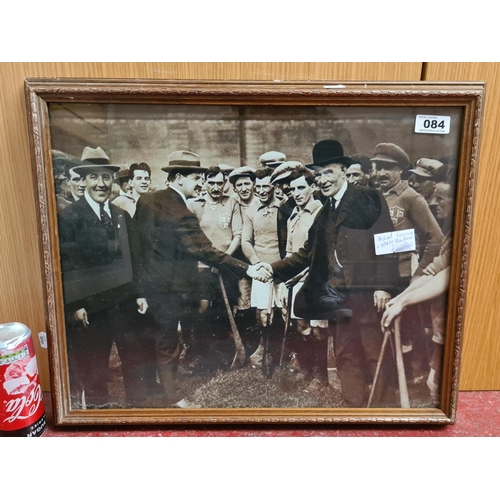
119, 189, 135, 201
84, 191, 111, 220
333, 180, 348, 208
169, 185, 188, 204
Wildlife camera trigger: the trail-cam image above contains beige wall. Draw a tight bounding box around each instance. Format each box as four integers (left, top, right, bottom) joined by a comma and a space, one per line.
1, 62, 494, 391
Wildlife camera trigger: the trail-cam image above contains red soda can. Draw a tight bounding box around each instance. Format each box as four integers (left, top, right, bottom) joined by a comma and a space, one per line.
0, 322, 46, 437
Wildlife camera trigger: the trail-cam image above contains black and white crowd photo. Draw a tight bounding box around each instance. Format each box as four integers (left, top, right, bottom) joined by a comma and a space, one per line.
48, 102, 461, 410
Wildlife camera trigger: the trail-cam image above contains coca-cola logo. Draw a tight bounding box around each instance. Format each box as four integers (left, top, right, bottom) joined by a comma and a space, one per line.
3, 382, 43, 423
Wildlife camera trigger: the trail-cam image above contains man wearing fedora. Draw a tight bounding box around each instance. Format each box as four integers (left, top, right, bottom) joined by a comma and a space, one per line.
58, 146, 140, 408
134, 151, 271, 408
270, 139, 399, 407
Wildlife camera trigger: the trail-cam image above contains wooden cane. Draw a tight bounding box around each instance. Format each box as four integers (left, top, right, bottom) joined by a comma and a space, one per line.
394, 316, 410, 408
367, 326, 392, 408
218, 274, 246, 369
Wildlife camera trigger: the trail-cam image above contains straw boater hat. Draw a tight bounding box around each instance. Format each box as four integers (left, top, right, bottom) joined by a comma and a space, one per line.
72, 146, 121, 176
161, 150, 206, 173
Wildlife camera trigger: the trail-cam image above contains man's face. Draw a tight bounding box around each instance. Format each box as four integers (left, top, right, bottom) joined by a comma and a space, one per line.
85, 168, 113, 204
408, 173, 435, 201
68, 169, 86, 199
435, 182, 453, 221
180, 172, 204, 199
255, 176, 274, 205
373, 162, 402, 192
289, 176, 313, 208
346, 164, 369, 186
316, 163, 346, 198
54, 165, 67, 195
278, 181, 293, 199
205, 172, 225, 201
132, 169, 151, 195
233, 177, 255, 202
120, 178, 133, 195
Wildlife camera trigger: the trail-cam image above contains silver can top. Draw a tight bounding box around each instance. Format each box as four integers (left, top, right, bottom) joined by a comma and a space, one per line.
0, 322, 32, 350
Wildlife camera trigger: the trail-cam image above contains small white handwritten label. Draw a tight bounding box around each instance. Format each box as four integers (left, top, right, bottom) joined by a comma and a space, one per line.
38, 331, 48, 349
414, 115, 450, 134
374, 229, 416, 255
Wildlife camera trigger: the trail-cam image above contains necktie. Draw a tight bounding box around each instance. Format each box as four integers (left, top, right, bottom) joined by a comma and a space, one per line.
99, 203, 113, 229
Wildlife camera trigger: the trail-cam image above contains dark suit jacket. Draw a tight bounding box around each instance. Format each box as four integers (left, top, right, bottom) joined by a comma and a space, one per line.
58, 196, 136, 315
134, 187, 249, 296
277, 196, 296, 259
272, 184, 399, 309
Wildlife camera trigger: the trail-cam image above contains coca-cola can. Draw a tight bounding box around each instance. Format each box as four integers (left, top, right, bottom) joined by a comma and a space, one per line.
0, 322, 46, 437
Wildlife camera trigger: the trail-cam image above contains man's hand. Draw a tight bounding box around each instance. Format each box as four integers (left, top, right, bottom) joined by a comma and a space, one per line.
73, 308, 89, 327
373, 290, 391, 313
137, 298, 148, 314
423, 262, 438, 276
381, 297, 404, 329
247, 262, 273, 282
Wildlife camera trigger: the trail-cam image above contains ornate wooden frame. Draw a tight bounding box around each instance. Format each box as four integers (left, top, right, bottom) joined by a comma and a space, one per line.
24, 78, 484, 425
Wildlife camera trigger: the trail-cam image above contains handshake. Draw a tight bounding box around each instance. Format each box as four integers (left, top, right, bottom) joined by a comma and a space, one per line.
246, 262, 274, 282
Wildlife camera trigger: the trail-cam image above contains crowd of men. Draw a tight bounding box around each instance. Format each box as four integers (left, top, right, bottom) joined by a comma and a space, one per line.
52, 138, 456, 409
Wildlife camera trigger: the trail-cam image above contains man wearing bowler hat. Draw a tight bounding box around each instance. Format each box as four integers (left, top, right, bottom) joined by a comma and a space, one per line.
269, 139, 399, 407
58, 146, 140, 408
134, 150, 271, 408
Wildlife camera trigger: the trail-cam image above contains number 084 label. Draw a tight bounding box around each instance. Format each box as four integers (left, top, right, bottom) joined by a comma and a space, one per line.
414, 115, 450, 134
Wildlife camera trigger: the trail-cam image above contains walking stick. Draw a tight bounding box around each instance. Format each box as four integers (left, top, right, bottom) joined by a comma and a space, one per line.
394, 316, 410, 408
218, 274, 246, 370
367, 326, 392, 408
262, 283, 274, 378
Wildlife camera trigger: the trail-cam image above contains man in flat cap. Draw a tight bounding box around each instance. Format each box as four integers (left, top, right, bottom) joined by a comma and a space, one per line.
269, 139, 399, 407
228, 166, 259, 213
371, 143, 444, 383
58, 146, 140, 408
187, 165, 244, 371
371, 144, 444, 283
134, 151, 271, 407
408, 158, 445, 220
270, 161, 303, 259
241, 166, 289, 373
227, 166, 261, 345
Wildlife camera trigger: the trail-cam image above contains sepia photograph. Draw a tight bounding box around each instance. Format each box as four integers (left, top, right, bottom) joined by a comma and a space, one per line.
25, 79, 483, 424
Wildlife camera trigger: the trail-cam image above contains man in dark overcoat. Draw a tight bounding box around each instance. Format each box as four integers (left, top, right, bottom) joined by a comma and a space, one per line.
58, 146, 139, 407
134, 150, 270, 408
270, 140, 400, 407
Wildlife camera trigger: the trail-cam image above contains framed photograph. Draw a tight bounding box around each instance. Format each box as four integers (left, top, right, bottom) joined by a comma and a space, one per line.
25, 78, 484, 425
